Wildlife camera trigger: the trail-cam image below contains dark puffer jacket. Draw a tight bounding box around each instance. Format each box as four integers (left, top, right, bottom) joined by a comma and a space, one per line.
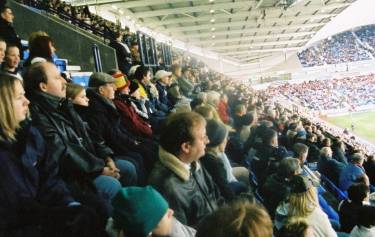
0, 121, 73, 235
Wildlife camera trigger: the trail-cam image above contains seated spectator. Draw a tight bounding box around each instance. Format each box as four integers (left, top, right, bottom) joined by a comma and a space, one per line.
23, 35, 56, 67
305, 133, 320, 163
275, 175, 337, 237
108, 186, 196, 237
177, 67, 194, 97
0, 73, 102, 236
154, 69, 173, 110
350, 206, 375, 237
338, 183, 370, 233
149, 112, 223, 226
66, 82, 139, 187
217, 93, 230, 124
293, 143, 309, 167
196, 200, 273, 237
2, 43, 20, 76
339, 153, 367, 191
201, 120, 249, 201
318, 147, 346, 185
364, 155, 374, 185
83, 72, 157, 173
278, 219, 314, 237
108, 71, 153, 139
261, 158, 301, 218
332, 140, 348, 164
24, 62, 135, 216
251, 128, 279, 183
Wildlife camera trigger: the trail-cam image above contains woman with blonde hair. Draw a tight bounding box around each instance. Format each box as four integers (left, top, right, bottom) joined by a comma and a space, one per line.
0, 74, 101, 236
275, 175, 337, 237
196, 200, 273, 237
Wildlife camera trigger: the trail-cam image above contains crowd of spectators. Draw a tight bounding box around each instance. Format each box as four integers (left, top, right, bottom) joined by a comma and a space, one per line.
298, 30, 372, 67
354, 25, 375, 55
0, 2, 375, 237
267, 74, 375, 112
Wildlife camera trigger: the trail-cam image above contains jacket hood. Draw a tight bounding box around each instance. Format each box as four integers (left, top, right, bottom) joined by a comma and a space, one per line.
158, 146, 201, 182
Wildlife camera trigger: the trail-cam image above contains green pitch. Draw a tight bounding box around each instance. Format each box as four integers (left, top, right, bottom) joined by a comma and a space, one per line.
326, 111, 375, 144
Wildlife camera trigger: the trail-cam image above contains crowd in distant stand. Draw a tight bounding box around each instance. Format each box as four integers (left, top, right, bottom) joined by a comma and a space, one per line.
266, 74, 375, 111
0, 2, 375, 237
298, 29, 374, 67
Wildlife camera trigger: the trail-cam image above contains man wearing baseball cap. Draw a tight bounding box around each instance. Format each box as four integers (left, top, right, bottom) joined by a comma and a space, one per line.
155, 70, 172, 110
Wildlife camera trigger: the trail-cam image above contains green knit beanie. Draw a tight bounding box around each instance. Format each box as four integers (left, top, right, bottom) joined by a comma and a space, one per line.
112, 186, 169, 237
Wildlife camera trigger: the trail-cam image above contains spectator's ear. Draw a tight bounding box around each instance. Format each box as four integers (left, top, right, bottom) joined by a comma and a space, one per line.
39, 81, 48, 92
180, 142, 191, 155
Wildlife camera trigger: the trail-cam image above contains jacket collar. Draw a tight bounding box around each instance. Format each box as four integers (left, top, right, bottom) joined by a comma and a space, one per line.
158, 146, 200, 182
87, 89, 116, 110
30, 91, 66, 111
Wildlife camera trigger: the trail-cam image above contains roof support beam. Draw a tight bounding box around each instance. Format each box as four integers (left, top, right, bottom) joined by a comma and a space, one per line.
210, 39, 307, 50
193, 31, 315, 45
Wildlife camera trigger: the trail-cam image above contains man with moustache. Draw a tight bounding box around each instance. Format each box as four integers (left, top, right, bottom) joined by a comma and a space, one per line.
23, 62, 137, 221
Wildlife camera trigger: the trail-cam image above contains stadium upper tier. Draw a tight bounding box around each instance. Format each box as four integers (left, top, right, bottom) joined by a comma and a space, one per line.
266, 74, 375, 112
298, 24, 375, 67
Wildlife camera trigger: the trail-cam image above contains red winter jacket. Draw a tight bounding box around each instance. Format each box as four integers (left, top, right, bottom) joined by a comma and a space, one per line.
114, 98, 153, 138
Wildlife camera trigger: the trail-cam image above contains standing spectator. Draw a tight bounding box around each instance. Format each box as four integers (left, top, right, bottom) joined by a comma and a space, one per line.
0, 6, 22, 59
23, 35, 56, 67
109, 31, 132, 75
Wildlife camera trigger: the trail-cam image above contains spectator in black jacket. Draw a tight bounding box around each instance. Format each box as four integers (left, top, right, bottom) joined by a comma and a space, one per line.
317, 146, 346, 185
24, 62, 137, 216
201, 120, 249, 201
109, 31, 132, 75
0, 6, 22, 59
84, 72, 158, 174
339, 183, 370, 233
0, 73, 103, 237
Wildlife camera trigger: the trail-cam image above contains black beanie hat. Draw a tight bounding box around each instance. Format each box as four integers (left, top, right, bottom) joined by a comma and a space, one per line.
206, 120, 228, 148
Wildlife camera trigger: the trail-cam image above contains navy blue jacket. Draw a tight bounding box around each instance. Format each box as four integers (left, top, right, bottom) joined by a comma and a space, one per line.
0, 122, 73, 233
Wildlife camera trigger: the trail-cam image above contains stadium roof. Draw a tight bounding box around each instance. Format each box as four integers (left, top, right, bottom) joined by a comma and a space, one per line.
68, 0, 359, 78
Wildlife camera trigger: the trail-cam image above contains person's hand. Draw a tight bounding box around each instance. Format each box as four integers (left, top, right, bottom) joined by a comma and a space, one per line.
105, 158, 121, 179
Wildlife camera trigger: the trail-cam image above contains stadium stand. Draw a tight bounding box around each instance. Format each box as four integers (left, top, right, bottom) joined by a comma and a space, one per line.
0, 0, 374, 237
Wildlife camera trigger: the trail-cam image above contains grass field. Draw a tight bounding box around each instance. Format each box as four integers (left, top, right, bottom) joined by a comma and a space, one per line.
326, 111, 375, 144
